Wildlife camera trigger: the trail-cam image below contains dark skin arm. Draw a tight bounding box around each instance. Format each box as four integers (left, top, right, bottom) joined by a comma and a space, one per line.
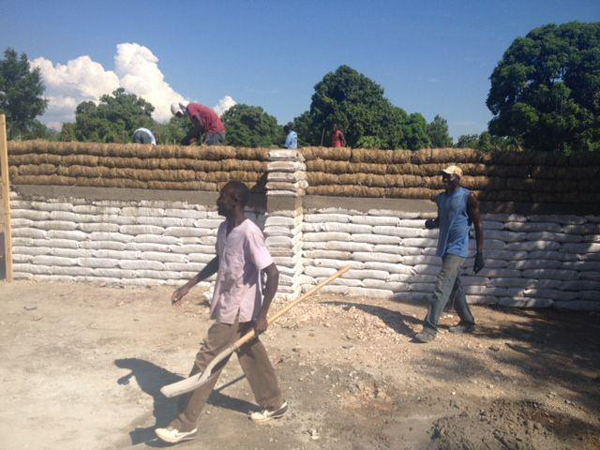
253, 263, 280, 334
467, 192, 485, 273
171, 256, 219, 306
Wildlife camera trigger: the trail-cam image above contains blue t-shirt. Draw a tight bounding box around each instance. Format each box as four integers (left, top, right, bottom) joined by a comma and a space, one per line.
436, 187, 472, 258
285, 131, 298, 149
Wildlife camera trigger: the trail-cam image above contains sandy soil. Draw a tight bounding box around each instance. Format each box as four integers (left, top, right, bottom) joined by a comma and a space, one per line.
1, 280, 599, 450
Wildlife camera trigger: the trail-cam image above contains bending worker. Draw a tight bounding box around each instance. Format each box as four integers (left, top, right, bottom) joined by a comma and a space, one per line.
155, 181, 288, 444
413, 165, 485, 344
171, 101, 226, 146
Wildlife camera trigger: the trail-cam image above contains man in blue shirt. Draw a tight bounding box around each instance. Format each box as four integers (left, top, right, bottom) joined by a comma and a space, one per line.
284, 125, 297, 149
414, 165, 485, 343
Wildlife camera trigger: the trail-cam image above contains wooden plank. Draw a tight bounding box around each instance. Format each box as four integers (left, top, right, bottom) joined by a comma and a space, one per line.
0, 114, 13, 281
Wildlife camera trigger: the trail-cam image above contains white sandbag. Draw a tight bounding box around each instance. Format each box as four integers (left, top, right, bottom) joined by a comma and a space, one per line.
313, 259, 363, 269
558, 280, 600, 291
91, 249, 138, 260
582, 234, 600, 243
504, 222, 562, 232
11, 228, 47, 239
580, 271, 600, 281
13, 254, 33, 263
363, 262, 414, 275
521, 279, 564, 290
403, 238, 438, 248
305, 223, 372, 234
528, 215, 586, 225
48, 211, 84, 222
526, 232, 582, 243
267, 160, 306, 172
397, 219, 426, 228
171, 244, 214, 255
120, 206, 164, 217
528, 250, 576, 261
135, 216, 183, 227
304, 266, 337, 278
490, 277, 534, 288
460, 275, 489, 286
79, 223, 120, 233
576, 290, 600, 301
33, 255, 76, 266
12, 246, 51, 256
562, 243, 600, 253
506, 260, 561, 270
303, 250, 351, 260
48, 230, 89, 241
36, 275, 77, 283
319, 285, 350, 295
362, 279, 403, 291
562, 261, 600, 271
522, 268, 578, 280
135, 270, 181, 280
89, 232, 134, 243
265, 216, 297, 227
352, 252, 403, 263
485, 230, 527, 243
481, 220, 504, 230
268, 149, 302, 161
30, 201, 73, 212
375, 245, 421, 256
464, 285, 509, 297
349, 215, 399, 226
52, 266, 90, 276
125, 243, 171, 253
412, 264, 440, 276
373, 226, 422, 238
74, 205, 121, 215
346, 269, 389, 280
188, 253, 216, 263
498, 297, 554, 308
119, 260, 166, 271
577, 253, 600, 261
120, 225, 164, 236
389, 273, 436, 283
164, 263, 205, 272
466, 295, 498, 305
350, 234, 399, 245
85, 240, 126, 251
476, 268, 522, 278
402, 255, 440, 266
131, 234, 179, 245
164, 227, 211, 238
304, 213, 350, 224
323, 241, 374, 252
348, 287, 393, 298
163, 208, 207, 219
554, 300, 600, 311
303, 232, 351, 243
32, 220, 78, 231
520, 288, 577, 301
505, 241, 560, 251
195, 219, 224, 228
266, 236, 295, 248
267, 171, 306, 182
264, 226, 295, 237
11, 209, 50, 220
36, 238, 79, 249
77, 257, 119, 269
52, 248, 85, 259
141, 252, 188, 263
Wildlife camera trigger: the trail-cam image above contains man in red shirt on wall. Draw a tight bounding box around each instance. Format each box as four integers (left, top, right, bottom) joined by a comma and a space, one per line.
171, 102, 226, 146
332, 123, 346, 148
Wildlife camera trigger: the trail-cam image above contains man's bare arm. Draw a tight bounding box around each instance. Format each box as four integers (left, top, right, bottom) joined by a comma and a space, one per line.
467, 193, 485, 273
171, 256, 219, 305
254, 263, 280, 333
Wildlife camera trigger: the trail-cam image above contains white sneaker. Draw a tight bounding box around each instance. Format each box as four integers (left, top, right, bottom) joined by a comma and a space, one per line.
155, 426, 198, 443
249, 401, 289, 424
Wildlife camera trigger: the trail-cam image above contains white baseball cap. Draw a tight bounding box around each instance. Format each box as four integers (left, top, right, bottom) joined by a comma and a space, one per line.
170, 102, 186, 116
441, 165, 463, 178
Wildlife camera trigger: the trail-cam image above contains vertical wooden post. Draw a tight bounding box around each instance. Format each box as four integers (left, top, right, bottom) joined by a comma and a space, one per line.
0, 114, 13, 281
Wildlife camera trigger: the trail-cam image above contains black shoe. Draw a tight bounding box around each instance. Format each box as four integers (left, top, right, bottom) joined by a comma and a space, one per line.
413, 332, 436, 343
449, 323, 475, 334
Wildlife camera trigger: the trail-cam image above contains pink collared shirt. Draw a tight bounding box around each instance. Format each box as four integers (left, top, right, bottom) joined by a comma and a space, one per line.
210, 219, 274, 324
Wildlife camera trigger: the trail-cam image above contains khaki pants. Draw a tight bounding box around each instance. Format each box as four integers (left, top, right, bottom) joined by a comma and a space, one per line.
171, 319, 283, 431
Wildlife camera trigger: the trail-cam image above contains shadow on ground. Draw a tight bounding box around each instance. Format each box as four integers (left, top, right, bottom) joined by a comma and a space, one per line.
114, 358, 257, 447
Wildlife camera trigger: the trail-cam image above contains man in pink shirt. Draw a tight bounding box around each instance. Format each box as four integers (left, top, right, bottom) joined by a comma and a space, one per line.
171, 102, 226, 146
155, 181, 287, 444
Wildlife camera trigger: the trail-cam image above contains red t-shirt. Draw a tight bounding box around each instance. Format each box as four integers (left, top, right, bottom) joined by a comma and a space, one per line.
186, 103, 226, 134
333, 129, 344, 147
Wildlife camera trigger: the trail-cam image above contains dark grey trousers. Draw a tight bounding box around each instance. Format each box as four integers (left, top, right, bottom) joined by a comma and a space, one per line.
423, 254, 475, 334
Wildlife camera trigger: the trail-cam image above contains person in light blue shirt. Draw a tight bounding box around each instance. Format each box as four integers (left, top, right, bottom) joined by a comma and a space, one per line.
413, 165, 485, 343
284, 125, 297, 149
133, 127, 157, 145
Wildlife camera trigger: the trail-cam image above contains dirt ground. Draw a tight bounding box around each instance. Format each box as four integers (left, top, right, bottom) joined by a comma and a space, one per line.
1, 280, 599, 450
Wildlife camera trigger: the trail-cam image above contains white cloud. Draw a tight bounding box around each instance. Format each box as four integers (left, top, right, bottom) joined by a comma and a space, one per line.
213, 95, 236, 117
31, 43, 236, 128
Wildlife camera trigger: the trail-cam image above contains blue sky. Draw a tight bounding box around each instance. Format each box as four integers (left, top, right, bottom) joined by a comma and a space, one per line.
1, 0, 598, 138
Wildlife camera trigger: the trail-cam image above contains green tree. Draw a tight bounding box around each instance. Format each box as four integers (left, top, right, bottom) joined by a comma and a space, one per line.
292, 65, 411, 149
0, 48, 48, 139
59, 123, 77, 142
153, 116, 190, 145
487, 22, 600, 153
427, 115, 453, 147
221, 104, 283, 147
73, 88, 155, 142
455, 134, 480, 148
404, 113, 431, 150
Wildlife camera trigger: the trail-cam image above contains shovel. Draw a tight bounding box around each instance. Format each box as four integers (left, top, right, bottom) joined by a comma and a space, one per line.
160, 266, 350, 398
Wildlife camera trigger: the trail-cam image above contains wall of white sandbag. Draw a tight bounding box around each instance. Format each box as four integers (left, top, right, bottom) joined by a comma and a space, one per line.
9, 192, 265, 289
300, 208, 600, 311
